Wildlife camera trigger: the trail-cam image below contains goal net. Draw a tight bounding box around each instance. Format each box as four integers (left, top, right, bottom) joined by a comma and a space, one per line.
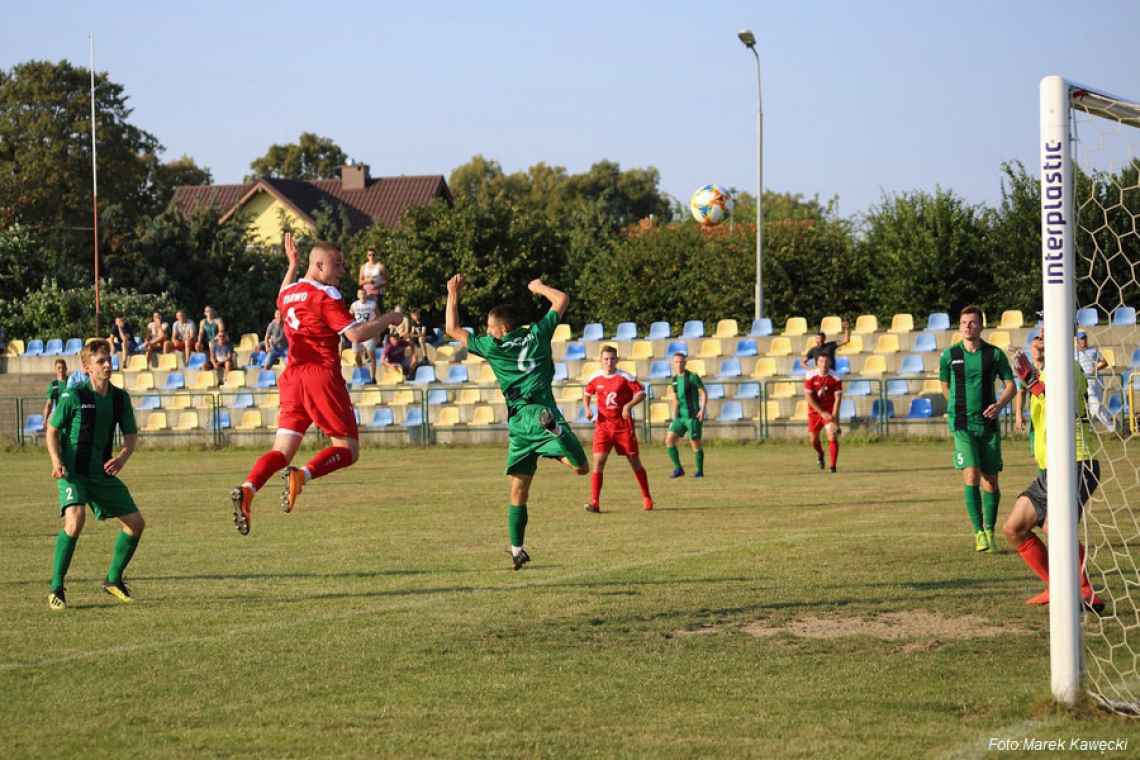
1041, 76, 1140, 714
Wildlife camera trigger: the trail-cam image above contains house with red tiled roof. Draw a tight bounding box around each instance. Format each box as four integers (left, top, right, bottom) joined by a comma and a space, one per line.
171, 164, 451, 242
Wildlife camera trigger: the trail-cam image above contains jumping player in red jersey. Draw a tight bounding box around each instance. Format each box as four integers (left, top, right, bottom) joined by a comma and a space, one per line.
804, 353, 843, 473
230, 235, 402, 535
582, 346, 653, 512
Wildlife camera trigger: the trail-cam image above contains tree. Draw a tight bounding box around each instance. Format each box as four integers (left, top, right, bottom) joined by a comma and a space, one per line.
151, 154, 212, 209
247, 132, 348, 181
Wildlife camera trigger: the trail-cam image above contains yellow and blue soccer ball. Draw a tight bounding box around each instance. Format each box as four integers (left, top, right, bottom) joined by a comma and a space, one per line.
689, 184, 734, 226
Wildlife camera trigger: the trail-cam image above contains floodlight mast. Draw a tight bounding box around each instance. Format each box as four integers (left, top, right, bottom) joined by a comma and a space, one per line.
738, 28, 764, 320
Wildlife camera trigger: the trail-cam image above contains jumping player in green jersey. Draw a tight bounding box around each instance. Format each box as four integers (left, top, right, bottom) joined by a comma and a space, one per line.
444, 274, 588, 570
45, 339, 145, 609
665, 353, 707, 478
939, 305, 1016, 553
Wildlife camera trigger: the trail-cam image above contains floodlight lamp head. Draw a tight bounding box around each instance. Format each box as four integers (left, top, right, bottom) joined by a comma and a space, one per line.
737, 28, 756, 48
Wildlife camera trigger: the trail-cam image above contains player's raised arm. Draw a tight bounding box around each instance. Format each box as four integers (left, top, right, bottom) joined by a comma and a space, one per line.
527, 278, 569, 318
344, 310, 403, 346
279, 233, 300, 292
444, 274, 470, 343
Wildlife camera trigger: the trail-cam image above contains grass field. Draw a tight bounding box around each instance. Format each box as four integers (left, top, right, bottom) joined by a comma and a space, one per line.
3, 440, 1139, 758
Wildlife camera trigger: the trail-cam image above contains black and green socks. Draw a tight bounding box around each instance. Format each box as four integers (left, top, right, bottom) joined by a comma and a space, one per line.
982, 490, 1000, 532
508, 505, 528, 549
667, 446, 682, 470
964, 485, 983, 533
106, 531, 140, 584
695, 449, 705, 476
51, 531, 78, 591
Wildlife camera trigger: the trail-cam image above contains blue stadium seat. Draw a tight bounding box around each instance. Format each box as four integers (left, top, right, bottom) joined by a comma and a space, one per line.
750, 318, 773, 337
369, 407, 395, 428
582, 323, 604, 342
131, 336, 144, 352
666, 340, 688, 356
872, 399, 895, 419
886, 379, 909, 397
839, 398, 856, 422
905, 398, 934, 419
553, 362, 569, 382
427, 388, 448, 405
613, 322, 637, 340
186, 352, 208, 371
682, 320, 705, 339
245, 351, 265, 369
163, 372, 186, 391
705, 383, 725, 400
216, 410, 232, 429
911, 333, 938, 353
718, 400, 744, 421
790, 361, 806, 377
899, 354, 925, 374
575, 402, 595, 424
62, 338, 83, 356
734, 339, 758, 357
23, 414, 45, 435
67, 369, 86, 387
256, 370, 278, 388
845, 380, 871, 397
111, 354, 120, 371
23, 339, 44, 357
648, 360, 671, 380
1129, 348, 1140, 368
1076, 308, 1099, 327
718, 358, 742, 378
411, 365, 437, 384
232, 393, 255, 409
647, 321, 671, 340
834, 356, 851, 375
1106, 392, 1123, 416
403, 407, 424, 427
926, 313, 950, 331
351, 367, 373, 387
139, 394, 162, 410
446, 365, 469, 384
43, 338, 64, 357
563, 342, 587, 361
354, 408, 363, 424
1112, 307, 1137, 326
736, 382, 761, 399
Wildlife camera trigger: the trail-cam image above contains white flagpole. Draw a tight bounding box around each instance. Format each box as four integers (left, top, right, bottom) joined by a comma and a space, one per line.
90, 33, 101, 336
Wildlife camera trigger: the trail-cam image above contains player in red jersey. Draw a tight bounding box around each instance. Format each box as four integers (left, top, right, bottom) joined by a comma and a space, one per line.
804, 353, 843, 473
230, 235, 402, 535
582, 346, 653, 512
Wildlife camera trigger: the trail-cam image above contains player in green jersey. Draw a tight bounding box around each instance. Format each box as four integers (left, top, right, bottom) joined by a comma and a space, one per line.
939, 305, 1016, 553
45, 339, 145, 609
42, 358, 68, 420
445, 274, 588, 570
665, 353, 707, 478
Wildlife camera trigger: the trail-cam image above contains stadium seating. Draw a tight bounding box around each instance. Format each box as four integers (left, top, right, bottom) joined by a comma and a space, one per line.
111, 355, 120, 371
697, 339, 722, 358
427, 389, 448, 406
155, 353, 178, 371
130, 372, 155, 392
23, 414, 45, 436
235, 409, 262, 431
648, 360, 670, 380
245, 351, 265, 369
172, 411, 201, 432
705, 383, 725, 400
138, 394, 162, 411
167, 392, 193, 410
872, 399, 895, 419
921, 379, 944, 394
1101, 348, 1116, 368
216, 410, 232, 429
23, 339, 44, 357
819, 316, 842, 335
379, 366, 407, 386
389, 389, 415, 406
629, 341, 653, 360
790, 361, 806, 377
563, 342, 586, 361
765, 337, 792, 357
735, 382, 761, 399
237, 333, 259, 352
853, 315, 879, 335
1113, 307, 1137, 326
791, 401, 808, 422
613, 322, 637, 340
783, 317, 808, 336
110, 373, 125, 389
717, 400, 744, 422
836, 335, 864, 355
231, 393, 255, 409
905, 398, 934, 419
899, 354, 925, 374
833, 356, 851, 375
861, 355, 887, 376
42, 338, 63, 357
987, 331, 1011, 350
682, 320, 705, 339
163, 372, 186, 391
340, 349, 357, 367
889, 314, 914, 333
764, 400, 783, 421
999, 310, 1024, 329
256, 370, 277, 388
551, 324, 572, 342
124, 355, 147, 373
718, 358, 742, 378
62, 338, 83, 356
553, 363, 569, 382
649, 402, 670, 424
685, 359, 707, 376
351, 367, 372, 387
770, 381, 797, 399
221, 371, 246, 390
750, 318, 773, 337
1076, 308, 1099, 327
714, 319, 739, 338
368, 407, 395, 428
926, 313, 950, 331
885, 379, 909, 397
751, 358, 778, 379
845, 380, 872, 397
582, 323, 604, 342
647, 321, 671, 340
471, 405, 497, 426
434, 406, 461, 427
412, 365, 437, 384
578, 361, 600, 380
734, 338, 758, 357
1129, 348, 1140, 368
186, 352, 208, 371
873, 334, 901, 354
666, 340, 688, 356
404, 407, 424, 428
839, 398, 856, 422
911, 333, 938, 353
445, 364, 468, 384
618, 360, 637, 376
1106, 392, 1123, 417
142, 411, 169, 432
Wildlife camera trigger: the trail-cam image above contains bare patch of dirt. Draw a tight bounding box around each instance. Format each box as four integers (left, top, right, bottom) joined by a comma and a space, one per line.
672, 624, 721, 637
742, 609, 1028, 643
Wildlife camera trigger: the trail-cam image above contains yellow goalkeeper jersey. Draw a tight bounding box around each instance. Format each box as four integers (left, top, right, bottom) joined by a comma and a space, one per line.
1029, 364, 1092, 470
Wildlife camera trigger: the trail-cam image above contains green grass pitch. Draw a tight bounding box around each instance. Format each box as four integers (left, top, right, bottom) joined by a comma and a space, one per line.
2, 441, 1138, 758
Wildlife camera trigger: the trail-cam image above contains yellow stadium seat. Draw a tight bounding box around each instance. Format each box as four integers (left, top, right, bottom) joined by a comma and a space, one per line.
921, 378, 944, 394
987, 331, 1011, 350
771, 381, 797, 399
783, 317, 808, 336
433, 360, 451, 378
130, 372, 155, 392
630, 340, 654, 360
190, 371, 218, 390
998, 310, 1024, 329
341, 349, 357, 367
751, 357, 778, 378
457, 388, 481, 405
4, 339, 24, 357
471, 405, 497, 426
579, 361, 601, 380
359, 388, 383, 407
237, 333, 259, 352
235, 409, 263, 431
379, 366, 405, 386
484, 388, 505, 404
873, 334, 901, 354
714, 319, 739, 338
853, 315, 879, 335
552, 324, 572, 343
434, 344, 456, 360
166, 392, 193, 410
889, 313, 914, 333
819, 316, 843, 335
389, 389, 415, 406
557, 385, 582, 402
617, 360, 637, 377
649, 402, 670, 424
861, 355, 887, 376
155, 353, 179, 371
462, 353, 486, 366
435, 406, 461, 427
766, 337, 792, 357
685, 358, 707, 376
124, 354, 148, 373
1101, 348, 1116, 368
259, 392, 280, 409
791, 400, 809, 421
697, 339, 722, 358
476, 364, 497, 384
110, 372, 125, 389
142, 411, 168, 432
765, 400, 783, 421
221, 370, 246, 390
836, 335, 864, 355
172, 411, 200, 431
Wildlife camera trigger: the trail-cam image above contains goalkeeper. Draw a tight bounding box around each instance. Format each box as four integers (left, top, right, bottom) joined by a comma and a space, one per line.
1001, 327, 1103, 612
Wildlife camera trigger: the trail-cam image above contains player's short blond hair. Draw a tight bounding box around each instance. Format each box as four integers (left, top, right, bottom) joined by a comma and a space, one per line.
81, 339, 111, 367
310, 240, 340, 256
600, 345, 618, 357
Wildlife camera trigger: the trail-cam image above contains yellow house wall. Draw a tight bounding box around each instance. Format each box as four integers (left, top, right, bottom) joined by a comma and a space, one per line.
239, 191, 314, 243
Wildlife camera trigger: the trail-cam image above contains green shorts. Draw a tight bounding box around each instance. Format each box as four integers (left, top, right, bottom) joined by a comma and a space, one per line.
668, 417, 703, 441
57, 475, 138, 520
505, 404, 588, 477
951, 428, 1003, 474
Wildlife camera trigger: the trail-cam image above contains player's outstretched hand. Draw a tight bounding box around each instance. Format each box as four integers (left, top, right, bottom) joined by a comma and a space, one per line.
51, 461, 67, 479
447, 274, 465, 296
104, 453, 129, 476
696, 409, 706, 422
527, 278, 544, 294
283, 232, 299, 266
982, 403, 1002, 420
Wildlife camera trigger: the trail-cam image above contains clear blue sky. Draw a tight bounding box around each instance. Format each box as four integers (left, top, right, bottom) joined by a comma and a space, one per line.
5, 1, 1139, 217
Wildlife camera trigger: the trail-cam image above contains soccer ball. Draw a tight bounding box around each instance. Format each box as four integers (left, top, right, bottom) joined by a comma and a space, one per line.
689, 184, 734, 226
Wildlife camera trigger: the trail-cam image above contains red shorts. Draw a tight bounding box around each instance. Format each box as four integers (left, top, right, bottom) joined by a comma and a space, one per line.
807, 414, 835, 434
278, 364, 358, 440
593, 419, 639, 456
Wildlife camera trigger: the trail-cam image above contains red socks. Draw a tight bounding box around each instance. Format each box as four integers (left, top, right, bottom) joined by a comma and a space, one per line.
590, 472, 603, 507
828, 440, 838, 469
1017, 535, 1050, 583
305, 446, 355, 480
246, 450, 288, 491
634, 467, 651, 500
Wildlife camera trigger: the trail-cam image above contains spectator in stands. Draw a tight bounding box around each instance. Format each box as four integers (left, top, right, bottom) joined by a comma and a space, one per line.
142, 312, 169, 367
0, 326, 7, 353
380, 332, 415, 380
358, 249, 388, 309
43, 359, 68, 420
170, 310, 196, 365
196, 305, 225, 367
1075, 331, 1114, 430
107, 316, 134, 367
801, 320, 850, 370
349, 289, 378, 380
261, 309, 288, 369
210, 330, 235, 383
408, 308, 437, 352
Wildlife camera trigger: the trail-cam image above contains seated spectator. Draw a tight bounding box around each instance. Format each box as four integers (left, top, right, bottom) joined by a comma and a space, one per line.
43, 359, 68, 419
261, 309, 289, 369
142, 311, 169, 366
380, 333, 415, 380
170, 310, 197, 364
407, 307, 437, 354
389, 304, 411, 339
349, 289, 378, 380
211, 331, 235, 383
358, 249, 387, 309
107, 316, 134, 367
196, 305, 225, 364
